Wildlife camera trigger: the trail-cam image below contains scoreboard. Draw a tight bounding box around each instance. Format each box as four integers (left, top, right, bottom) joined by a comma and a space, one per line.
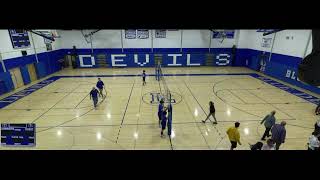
1, 124, 36, 147
8, 29, 31, 49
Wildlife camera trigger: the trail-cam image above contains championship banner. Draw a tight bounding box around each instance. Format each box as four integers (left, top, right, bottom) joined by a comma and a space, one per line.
212, 30, 235, 39
125, 29, 137, 39
137, 29, 149, 39
155, 30, 166, 38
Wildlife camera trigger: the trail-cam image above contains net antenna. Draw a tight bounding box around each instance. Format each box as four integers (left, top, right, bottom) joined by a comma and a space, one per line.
80, 29, 101, 56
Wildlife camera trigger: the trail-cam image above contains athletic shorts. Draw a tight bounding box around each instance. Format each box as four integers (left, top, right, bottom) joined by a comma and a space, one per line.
158, 112, 162, 121
161, 120, 167, 130
143, 77, 146, 81
230, 141, 237, 149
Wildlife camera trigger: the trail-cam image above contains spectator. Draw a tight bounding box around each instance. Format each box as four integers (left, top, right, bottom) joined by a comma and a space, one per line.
260, 111, 276, 141
250, 141, 263, 150
271, 121, 287, 150
226, 122, 242, 150
315, 102, 320, 115
314, 119, 320, 136
202, 101, 217, 124
308, 132, 320, 150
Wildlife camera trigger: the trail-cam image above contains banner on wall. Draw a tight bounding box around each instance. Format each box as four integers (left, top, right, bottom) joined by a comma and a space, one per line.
261, 37, 272, 48
125, 30, 136, 39
155, 30, 166, 38
212, 30, 235, 39
137, 30, 149, 39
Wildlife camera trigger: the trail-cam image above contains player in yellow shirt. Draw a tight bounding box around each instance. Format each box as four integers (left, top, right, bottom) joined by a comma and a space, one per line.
226, 122, 242, 150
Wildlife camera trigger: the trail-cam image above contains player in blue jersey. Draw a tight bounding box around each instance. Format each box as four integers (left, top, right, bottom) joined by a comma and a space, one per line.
161, 110, 168, 138
90, 87, 99, 109
158, 99, 165, 128
96, 78, 105, 98
142, 70, 146, 86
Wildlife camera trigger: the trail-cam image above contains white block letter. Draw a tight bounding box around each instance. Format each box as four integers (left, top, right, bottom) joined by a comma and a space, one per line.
285, 70, 291, 78
134, 54, 149, 66
79, 55, 96, 67
111, 54, 127, 67
167, 54, 182, 66
187, 54, 200, 66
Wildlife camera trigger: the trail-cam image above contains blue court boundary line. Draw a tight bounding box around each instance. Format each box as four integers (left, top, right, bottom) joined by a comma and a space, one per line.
0, 73, 319, 109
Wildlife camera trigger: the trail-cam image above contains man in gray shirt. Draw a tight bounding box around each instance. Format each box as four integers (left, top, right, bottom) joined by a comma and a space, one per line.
260, 111, 276, 141
271, 121, 287, 150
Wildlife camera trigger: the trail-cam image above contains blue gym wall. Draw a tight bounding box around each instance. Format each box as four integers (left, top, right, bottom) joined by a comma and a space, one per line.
0, 49, 64, 95
1, 29, 319, 96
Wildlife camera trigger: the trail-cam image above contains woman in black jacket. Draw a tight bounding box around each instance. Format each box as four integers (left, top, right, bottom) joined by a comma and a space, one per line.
202, 101, 218, 124
315, 102, 320, 115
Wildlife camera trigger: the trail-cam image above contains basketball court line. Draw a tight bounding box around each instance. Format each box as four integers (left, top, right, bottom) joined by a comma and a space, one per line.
134, 79, 145, 150
115, 82, 135, 143
175, 82, 211, 149
0, 73, 318, 136
31, 84, 80, 123
34, 118, 297, 129
183, 80, 225, 141
1, 73, 318, 110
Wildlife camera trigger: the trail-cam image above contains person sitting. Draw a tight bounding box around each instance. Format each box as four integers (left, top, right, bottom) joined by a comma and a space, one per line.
308, 132, 320, 150
262, 139, 275, 150
250, 141, 263, 150
316, 102, 320, 115
314, 119, 320, 136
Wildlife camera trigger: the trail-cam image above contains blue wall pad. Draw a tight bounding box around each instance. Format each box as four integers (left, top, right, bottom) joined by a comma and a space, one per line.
2, 49, 63, 74
0, 80, 7, 95
0, 72, 14, 92
264, 61, 320, 94
0, 63, 4, 73
20, 65, 31, 85
35, 62, 48, 79
3, 55, 37, 70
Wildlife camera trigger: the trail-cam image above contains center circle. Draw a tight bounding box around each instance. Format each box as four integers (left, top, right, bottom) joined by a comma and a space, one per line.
142, 91, 183, 105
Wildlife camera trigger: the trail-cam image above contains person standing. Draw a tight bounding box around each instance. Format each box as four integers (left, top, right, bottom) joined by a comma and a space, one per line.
158, 99, 165, 128
160, 110, 168, 138
308, 132, 320, 150
315, 102, 320, 115
90, 87, 99, 109
260, 111, 276, 141
226, 122, 242, 150
71, 46, 78, 69
202, 101, 217, 124
142, 70, 146, 86
271, 121, 287, 150
96, 78, 105, 98
314, 119, 320, 136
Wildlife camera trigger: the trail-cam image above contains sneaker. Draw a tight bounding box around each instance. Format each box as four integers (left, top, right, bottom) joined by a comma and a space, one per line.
213, 122, 218, 124
202, 120, 206, 123
261, 138, 266, 141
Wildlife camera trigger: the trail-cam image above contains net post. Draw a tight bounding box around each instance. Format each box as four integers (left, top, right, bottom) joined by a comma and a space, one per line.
167, 93, 172, 136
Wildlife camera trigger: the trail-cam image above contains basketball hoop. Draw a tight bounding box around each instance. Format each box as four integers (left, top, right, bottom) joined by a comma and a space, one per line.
219, 32, 227, 43
52, 31, 60, 39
